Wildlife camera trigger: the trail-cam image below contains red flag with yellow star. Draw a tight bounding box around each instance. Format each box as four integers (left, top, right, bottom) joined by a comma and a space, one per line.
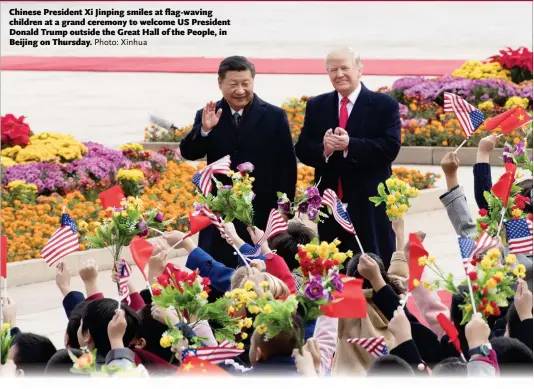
177, 356, 231, 376
486, 106, 532, 134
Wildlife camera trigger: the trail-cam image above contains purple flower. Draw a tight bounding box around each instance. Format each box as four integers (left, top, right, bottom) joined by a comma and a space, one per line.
391, 76, 426, 90
307, 207, 319, 221
155, 212, 164, 223
306, 186, 320, 199
398, 103, 409, 118
237, 162, 254, 173
277, 200, 291, 215
304, 276, 326, 300
3, 162, 67, 194
330, 272, 344, 293
309, 195, 322, 208
137, 220, 148, 236
298, 200, 310, 213
514, 142, 526, 157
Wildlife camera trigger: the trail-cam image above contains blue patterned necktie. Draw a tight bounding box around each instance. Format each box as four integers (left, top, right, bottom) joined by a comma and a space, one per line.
233, 112, 241, 127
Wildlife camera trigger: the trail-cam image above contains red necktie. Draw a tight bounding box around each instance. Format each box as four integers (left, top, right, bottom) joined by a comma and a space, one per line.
337, 97, 350, 199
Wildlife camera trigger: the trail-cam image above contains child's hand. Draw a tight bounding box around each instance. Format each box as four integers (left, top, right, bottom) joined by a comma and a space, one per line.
514, 279, 533, 321
249, 259, 266, 272
392, 219, 405, 237
79, 258, 98, 284
1, 296, 17, 326
151, 304, 180, 326
388, 306, 412, 344
108, 309, 127, 349
403, 231, 426, 258
292, 347, 318, 376
163, 231, 185, 248
465, 312, 490, 350
55, 262, 71, 297
247, 226, 271, 254
147, 250, 168, 284
478, 135, 497, 155
223, 222, 244, 247
303, 338, 321, 373
357, 254, 381, 283
440, 152, 460, 176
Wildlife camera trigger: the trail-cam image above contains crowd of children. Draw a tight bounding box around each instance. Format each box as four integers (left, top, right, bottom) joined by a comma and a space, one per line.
0, 134, 532, 378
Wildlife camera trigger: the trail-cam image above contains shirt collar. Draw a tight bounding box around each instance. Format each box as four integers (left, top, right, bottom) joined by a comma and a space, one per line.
231, 108, 244, 116
338, 83, 362, 105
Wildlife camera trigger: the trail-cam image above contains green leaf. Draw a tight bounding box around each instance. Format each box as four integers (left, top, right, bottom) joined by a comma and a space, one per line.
377, 183, 387, 198
368, 196, 383, 206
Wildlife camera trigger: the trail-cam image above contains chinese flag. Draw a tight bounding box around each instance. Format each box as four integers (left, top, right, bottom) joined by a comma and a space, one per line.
504, 162, 517, 176
408, 233, 427, 292
320, 277, 367, 318
99, 185, 125, 212
177, 356, 231, 376
437, 313, 463, 357
1, 235, 7, 278
129, 236, 154, 281
492, 172, 514, 207
486, 106, 532, 133
187, 212, 212, 237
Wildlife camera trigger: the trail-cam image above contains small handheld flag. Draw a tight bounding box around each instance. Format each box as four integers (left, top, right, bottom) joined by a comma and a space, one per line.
192, 155, 231, 196
346, 336, 388, 358
486, 106, 532, 134
320, 277, 367, 318
437, 313, 466, 361
504, 218, 533, 255
470, 231, 501, 260
194, 340, 245, 364
408, 233, 427, 292
443, 92, 485, 139
178, 355, 231, 376
492, 172, 515, 208
458, 237, 476, 274
118, 259, 132, 305
243, 209, 288, 257
99, 185, 125, 212
41, 213, 80, 267
129, 236, 154, 281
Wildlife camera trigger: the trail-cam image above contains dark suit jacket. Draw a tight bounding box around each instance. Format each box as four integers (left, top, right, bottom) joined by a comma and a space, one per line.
180, 94, 297, 268
294, 83, 401, 267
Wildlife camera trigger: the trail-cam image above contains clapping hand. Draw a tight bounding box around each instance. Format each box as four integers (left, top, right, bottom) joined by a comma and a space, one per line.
202, 101, 222, 132
326, 127, 350, 151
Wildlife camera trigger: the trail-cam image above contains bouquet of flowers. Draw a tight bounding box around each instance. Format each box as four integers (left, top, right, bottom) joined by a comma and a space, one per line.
503, 141, 533, 174
369, 176, 420, 220
85, 197, 168, 264
415, 250, 524, 324
152, 266, 243, 350
277, 185, 327, 223
294, 238, 352, 334
251, 290, 299, 343
1, 323, 13, 365
68, 347, 148, 376
200, 162, 256, 227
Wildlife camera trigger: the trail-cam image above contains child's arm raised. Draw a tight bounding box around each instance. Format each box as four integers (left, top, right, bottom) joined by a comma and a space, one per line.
474, 135, 496, 210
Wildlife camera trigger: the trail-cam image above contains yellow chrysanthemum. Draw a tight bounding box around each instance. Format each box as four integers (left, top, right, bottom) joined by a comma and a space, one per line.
241, 332, 248, 340
504, 96, 529, 110
244, 318, 253, 328
418, 256, 427, 266
505, 254, 517, 264
244, 280, 255, 291
260, 281, 270, 289
485, 278, 497, 290
199, 291, 208, 299
256, 326, 268, 335
511, 208, 523, 218
413, 279, 420, 287
160, 335, 173, 348
480, 257, 492, 270
263, 304, 273, 314
237, 343, 244, 350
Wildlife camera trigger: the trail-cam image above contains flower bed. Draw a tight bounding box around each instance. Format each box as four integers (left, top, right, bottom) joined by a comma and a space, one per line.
144, 48, 532, 148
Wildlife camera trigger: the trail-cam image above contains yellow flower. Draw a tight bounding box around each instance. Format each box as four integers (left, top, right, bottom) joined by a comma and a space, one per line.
160, 335, 173, 348
478, 101, 495, 111
413, 279, 420, 288
504, 96, 529, 110
505, 254, 517, 264
485, 304, 494, 314
418, 256, 427, 266
2, 323, 10, 332
260, 281, 270, 289
247, 291, 258, 300
387, 194, 396, 205
237, 320, 244, 329
427, 256, 436, 264
227, 170, 234, 177
346, 250, 354, 258
257, 326, 268, 335
485, 278, 497, 290
241, 332, 248, 340
511, 208, 523, 218
428, 285, 435, 292
117, 168, 145, 182
517, 264, 526, 274
119, 143, 144, 151
465, 304, 472, 313
244, 280, 255, 291
422, 280, 429, 288
386, 178, 394, 188
199, 291, 208, 299
248, 305, 261, 314
7, 180, 25, 189
504, 266, 511, 273
399, 204, 409, 213
228, 306, 235, 314
114, 212, 121, 217
244, 318, 253, 328
78, 221, 89, 231
480, 257, 492, 270
121, 211, 128, 217
224, 292, 231, 298
305, 244, 318, 254
263, 304, 273, 314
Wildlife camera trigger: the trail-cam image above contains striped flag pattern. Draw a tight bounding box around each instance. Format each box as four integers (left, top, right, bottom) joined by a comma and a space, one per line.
195, 205, 232, 244
458, 237, 476, 274
504, 218, 533, 255
244, 209, 288, 257
195, 340, 245, 364
322, 189, 356, 235
41, 213, 80, 267
347, 336, 388, 358
192, 155, 232, 196
470, 231, 501, 260
443, 92, 485, 138
118, 259, 132, 305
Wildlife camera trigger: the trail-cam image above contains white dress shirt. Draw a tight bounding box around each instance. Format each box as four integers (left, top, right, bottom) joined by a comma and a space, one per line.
201, 107, 243, 137
325, 83, 362, 159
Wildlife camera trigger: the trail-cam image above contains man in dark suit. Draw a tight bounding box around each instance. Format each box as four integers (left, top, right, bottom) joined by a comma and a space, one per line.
295, 48, 401, 268
180, 56, 297, 269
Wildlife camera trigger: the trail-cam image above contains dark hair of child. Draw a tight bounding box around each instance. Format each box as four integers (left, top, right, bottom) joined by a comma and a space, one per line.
268, 222, 317, 271
11, 333, 58, 376
44, 348, 84, 376
367, 355, 415, 377
66, 302, 87, 349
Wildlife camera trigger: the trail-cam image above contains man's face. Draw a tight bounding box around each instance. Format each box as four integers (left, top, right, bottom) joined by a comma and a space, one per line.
327, 57, 362, 96
218, 70, 254, 111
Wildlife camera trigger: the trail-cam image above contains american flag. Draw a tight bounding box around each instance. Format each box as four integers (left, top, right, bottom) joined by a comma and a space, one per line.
243, 209, 288, 257
192, 155, 231, 196
458, 237, 476, 274
470, 231, 501, 260
347, 336, 388, 358
118, 259, 132, 305
41, 213, 80, 267
194, 340, 245, 364
504, 218, 533, 255
322, 189, 356, 235
443, 92, 485, 138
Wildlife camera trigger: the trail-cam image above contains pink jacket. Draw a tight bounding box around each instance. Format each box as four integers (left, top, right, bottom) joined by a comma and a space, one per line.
410, 286, 450, 340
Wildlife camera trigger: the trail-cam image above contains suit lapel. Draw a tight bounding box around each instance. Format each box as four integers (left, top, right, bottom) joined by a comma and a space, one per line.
346, 83, 370, 136
236, 94, 266, 147
327, 91, 340, 131
217, 99, 236, 129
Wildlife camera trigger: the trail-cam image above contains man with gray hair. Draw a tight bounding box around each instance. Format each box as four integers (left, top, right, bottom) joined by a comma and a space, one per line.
295, 47, 401, 267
